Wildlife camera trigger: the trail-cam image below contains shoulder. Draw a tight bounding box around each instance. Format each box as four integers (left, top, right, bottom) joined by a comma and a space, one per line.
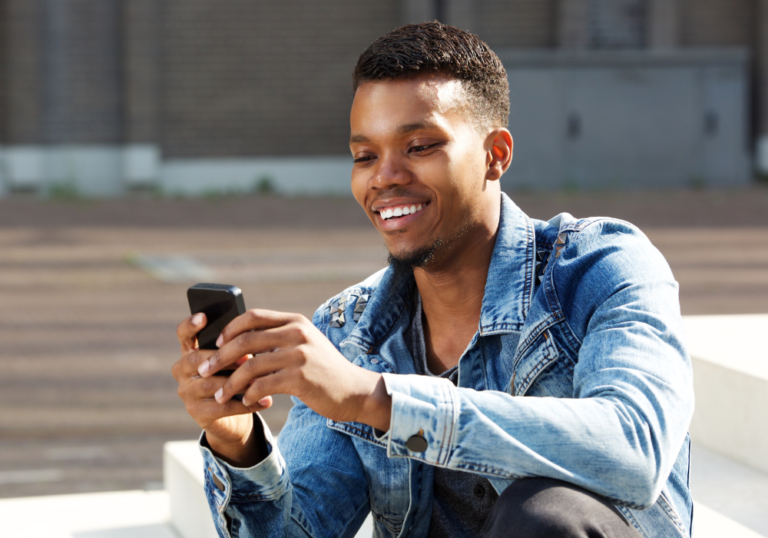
553, 215, 671, 280
311, 267, 388, 341
538, 214, 677, 334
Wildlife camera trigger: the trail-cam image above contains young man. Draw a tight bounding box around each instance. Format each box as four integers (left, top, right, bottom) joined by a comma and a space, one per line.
173, 22, 694, 538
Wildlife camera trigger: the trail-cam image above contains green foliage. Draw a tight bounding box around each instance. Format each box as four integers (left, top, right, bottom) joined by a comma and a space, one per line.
253, 175, 275, 195
47, 182, 80, 200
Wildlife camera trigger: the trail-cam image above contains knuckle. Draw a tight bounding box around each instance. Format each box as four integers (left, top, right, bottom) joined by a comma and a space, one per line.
241, 358, 257, 374
200, 378, 214, 394
234, 332, 250, 348
294, 344, 309, 363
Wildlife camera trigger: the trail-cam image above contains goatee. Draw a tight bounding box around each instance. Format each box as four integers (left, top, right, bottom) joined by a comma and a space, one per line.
387, 239, 444, 272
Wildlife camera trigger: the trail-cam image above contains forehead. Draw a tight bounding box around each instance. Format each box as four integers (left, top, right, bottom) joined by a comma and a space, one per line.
350, 75, 469, 137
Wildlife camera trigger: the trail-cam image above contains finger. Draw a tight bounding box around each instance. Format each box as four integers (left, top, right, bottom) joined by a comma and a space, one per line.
219, 309, 304, 348
198, 324, 300, 377
194, 396, 267, 425
179, 371, 230, 400
240, 371, 289, 408
215, 348, 294, 404
177, 313, 207, 354
172, 348, 217, 380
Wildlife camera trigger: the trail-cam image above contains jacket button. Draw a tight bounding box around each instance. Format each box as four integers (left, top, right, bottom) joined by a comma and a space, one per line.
405, 434, 428, 452
211, 473, 225, 492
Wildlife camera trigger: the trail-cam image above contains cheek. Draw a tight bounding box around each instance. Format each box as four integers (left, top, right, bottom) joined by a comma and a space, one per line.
350, 171, 367, 207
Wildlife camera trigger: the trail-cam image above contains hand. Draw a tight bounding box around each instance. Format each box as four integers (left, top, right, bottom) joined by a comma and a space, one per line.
172, 313, 268, 466
196, 309, 392, 431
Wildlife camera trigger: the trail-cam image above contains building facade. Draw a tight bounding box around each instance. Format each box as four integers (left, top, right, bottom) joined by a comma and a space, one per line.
0, 0, 761, 196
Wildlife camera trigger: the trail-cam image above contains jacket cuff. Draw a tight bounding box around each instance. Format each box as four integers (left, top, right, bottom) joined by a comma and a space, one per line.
199, 413, 288, 510
381, 373, 459, 466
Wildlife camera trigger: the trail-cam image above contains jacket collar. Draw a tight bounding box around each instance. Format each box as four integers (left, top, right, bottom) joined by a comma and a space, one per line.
479, 192, 537, 335
342, 193, 536, 353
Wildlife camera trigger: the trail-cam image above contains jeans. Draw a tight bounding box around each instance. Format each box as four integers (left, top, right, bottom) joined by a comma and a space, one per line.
482, 478, 642, 538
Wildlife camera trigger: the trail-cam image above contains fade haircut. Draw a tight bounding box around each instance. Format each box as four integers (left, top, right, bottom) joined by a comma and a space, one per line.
353, 21, 510, 130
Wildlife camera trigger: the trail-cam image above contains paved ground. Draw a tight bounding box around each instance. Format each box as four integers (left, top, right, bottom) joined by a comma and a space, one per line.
0, 186, 767, 498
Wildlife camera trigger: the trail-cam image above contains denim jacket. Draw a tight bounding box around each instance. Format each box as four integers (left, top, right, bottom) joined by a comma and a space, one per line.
199, 193, 695, 538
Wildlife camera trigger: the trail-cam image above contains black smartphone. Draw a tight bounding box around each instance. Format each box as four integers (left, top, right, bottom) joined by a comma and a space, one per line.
187, 283, 246, 350
188, 283, 247, 386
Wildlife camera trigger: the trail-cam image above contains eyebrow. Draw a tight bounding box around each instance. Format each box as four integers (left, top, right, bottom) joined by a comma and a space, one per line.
349, 121, 440, 145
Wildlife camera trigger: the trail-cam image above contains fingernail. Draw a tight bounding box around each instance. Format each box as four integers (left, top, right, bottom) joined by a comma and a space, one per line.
198, 360, 210, 376
214, 388, 224, 403
216, 334, 223, 348
258, 397, 270, 407
192, 313, 204, 326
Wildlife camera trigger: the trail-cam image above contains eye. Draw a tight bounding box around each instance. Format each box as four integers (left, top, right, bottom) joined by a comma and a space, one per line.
408, 142, 440, 154
353, 154, 376, 164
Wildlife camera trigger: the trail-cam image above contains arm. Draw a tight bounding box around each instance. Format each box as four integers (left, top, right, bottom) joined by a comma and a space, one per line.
378, 221, 694, 509
200, 400, 371, 538
174, 309, 377, 538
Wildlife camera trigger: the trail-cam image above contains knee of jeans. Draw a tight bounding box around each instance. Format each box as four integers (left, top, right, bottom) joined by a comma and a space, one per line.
484, 478, 586, 537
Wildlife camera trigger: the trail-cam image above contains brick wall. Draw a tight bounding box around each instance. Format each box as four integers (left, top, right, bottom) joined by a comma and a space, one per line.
0, 0, 760, 156
42, 0, 122, 144
122, 0, 160, 144
680, 0, 754, 47
160, 0, 399, 158
0, 0, 45, 144
475, 0, 556, 48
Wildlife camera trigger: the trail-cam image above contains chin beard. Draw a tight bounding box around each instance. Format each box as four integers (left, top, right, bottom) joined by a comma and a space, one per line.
387, 239, 444, 272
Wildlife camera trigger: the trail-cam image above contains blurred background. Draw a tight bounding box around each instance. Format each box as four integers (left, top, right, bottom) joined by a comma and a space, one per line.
0, 1, 766, 533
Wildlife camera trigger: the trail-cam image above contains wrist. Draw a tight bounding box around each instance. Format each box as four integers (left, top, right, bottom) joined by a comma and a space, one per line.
356, 373, 392, 432
206, 415, 269, 468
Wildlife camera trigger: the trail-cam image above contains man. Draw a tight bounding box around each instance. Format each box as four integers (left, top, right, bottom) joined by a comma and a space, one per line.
173, 22, 694, 538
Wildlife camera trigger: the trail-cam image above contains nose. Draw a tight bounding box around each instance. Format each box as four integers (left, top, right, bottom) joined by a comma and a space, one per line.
370, 151, 411, 190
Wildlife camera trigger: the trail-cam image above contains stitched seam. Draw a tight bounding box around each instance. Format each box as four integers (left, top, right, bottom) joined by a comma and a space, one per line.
521, 216, 535, 318
658, 491, 686, 533
617, 507, 649, 538
514, 313, 563, 358
327, 421, 387, 448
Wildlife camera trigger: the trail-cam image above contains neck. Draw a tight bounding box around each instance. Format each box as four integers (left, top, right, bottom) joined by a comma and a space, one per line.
413, 205, 500, 373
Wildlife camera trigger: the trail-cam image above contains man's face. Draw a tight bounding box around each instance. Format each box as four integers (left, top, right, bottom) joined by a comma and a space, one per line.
349, 75, 498, 269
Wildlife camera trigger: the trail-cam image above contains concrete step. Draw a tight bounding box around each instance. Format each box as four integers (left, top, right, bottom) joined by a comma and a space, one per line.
684, 314, 768, 476
2, 440, 764, 538
0, 490, 175, 538
1, 314, 765, 537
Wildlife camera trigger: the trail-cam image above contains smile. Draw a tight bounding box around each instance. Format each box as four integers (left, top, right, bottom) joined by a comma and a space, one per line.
376, 203, 426, 221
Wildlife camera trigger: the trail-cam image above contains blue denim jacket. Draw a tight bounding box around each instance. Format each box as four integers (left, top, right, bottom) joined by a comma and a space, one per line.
199, 193, 694, 538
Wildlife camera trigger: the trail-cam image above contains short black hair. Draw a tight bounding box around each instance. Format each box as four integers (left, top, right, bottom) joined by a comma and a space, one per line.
353, 21, 509, 130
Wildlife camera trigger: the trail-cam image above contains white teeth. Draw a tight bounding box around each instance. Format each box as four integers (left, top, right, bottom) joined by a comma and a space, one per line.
379, 203, 426, 220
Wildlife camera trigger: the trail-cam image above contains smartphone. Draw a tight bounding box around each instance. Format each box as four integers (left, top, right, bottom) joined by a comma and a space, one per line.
187, 283, 246, 350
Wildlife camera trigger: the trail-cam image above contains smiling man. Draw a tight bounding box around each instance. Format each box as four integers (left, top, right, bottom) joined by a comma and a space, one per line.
173, 22, 694, 538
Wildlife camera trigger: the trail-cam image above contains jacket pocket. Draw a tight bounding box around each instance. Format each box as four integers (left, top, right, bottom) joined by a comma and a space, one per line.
511, 329, 560, 396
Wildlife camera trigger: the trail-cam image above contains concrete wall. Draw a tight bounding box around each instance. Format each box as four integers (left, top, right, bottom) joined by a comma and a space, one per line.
501, 48, 751, 191
0, 0, 760, 196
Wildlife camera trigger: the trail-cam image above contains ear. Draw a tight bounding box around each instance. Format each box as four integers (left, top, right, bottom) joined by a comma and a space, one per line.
484, 129, 513, 182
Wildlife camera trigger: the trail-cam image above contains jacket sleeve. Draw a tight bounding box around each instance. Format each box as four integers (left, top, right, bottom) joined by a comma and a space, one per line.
380, 220, 694, 509
199, 309, 371, 538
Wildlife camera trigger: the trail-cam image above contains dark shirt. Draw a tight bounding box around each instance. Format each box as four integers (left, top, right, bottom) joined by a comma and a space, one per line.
404, 290, 499, 537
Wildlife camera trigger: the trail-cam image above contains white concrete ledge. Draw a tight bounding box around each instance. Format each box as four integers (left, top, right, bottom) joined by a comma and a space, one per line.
684, 314, 768, 475
0, 490, 174, 538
